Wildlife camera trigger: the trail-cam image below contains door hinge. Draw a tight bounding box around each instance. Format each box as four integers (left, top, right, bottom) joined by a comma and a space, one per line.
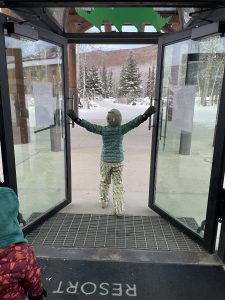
217, 189, 225, 223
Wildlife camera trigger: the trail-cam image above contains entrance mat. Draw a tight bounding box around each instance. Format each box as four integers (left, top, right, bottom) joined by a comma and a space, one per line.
39, 258, 225, 300
26, 213, 203, 251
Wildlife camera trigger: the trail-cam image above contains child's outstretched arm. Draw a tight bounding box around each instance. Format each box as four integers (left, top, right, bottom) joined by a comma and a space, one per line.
121, 106, 156, 135
67, 109, 103, 135
142, 106, 156, 120
67, 109, 81, 124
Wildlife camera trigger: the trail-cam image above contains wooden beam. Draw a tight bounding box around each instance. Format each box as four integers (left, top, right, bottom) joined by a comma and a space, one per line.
161, 13, 180, 23
162, 24, 175, 33
75, 21, 93, 33
104, 22, 112, 32
0, 8, 23, 20
68, 13, 87, 23
6, 48, 29, 144
140, 23, 146, 32
67, 43, 77, 97
161, 13, 181, 32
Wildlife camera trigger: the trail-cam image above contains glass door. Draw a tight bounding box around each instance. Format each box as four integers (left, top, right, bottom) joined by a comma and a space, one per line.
150, 29, 225, 250
3, 27, 70, 226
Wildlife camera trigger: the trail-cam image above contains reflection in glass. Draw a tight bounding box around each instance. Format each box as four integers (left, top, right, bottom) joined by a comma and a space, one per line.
5, 36, 66, 224
155, 35, 225, 236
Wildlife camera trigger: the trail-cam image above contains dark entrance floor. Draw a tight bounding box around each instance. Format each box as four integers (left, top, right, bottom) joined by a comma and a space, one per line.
38, 257, 225, 300
27, 213, 224, 299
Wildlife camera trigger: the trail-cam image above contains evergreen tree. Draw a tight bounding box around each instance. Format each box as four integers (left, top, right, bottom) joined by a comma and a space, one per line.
108, 69, 113, 97
145, 67, 151, 97
78, 63, 88, 99
118, 51, 142, 102
101, 65, 108, 98
145, 65, 155, 99
86, 65, 103, 100
150, 64, 156, 99
78, 64, 84, 97
118, 65, 128, 96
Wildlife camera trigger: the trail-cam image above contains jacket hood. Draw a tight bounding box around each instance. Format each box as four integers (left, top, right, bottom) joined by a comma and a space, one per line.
0, 187, 27, 248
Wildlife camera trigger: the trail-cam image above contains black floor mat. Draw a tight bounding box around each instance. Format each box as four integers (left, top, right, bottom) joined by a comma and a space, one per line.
39, 258, 225, 300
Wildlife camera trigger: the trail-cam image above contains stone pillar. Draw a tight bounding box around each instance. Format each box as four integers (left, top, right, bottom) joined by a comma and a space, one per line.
179, 131, 192, 155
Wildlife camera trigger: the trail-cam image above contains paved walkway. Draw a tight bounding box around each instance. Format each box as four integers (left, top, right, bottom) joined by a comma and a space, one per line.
61, 118, 157, 216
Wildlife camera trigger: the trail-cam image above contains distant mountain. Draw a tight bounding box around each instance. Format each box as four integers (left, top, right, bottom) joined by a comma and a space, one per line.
79, 45, 157, 84
22, 44, 157, 86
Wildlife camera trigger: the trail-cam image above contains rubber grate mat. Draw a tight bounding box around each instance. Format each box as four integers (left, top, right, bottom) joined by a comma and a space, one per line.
26, 213, 203, 251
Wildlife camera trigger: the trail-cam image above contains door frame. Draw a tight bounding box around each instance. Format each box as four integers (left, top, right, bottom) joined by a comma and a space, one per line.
149, 22, 225, 252
0, 13, 17, 192
1, 12, 225, 253
0, 17, 163, 232
0, 14, 72, 233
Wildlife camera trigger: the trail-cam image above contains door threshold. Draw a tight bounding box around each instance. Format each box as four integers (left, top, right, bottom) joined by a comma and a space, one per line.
34, 245, 222, 266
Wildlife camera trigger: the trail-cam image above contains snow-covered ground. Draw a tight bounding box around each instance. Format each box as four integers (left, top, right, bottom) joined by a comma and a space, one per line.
80, 98, 218, 128
79, 98, 151, 121
193, 106, 218, 128
26, 96, 218, 127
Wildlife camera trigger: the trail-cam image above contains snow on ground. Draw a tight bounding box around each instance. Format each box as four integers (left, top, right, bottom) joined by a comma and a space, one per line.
27, 97, 218, 127
193, 106, 217, 127
79, 98, 149, 121
79, 98, 218, 127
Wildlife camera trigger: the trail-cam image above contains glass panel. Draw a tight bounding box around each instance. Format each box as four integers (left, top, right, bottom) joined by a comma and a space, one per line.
0, 142, 4, 184
5, 36, 66, 224
155, 35, 225, 236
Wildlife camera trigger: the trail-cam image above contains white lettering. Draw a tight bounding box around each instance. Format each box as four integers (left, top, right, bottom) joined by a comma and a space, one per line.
52, 281, 64, 294
51, 280, 137, 296
112, 283, 122, 296
81, 282, 97, 295
99, 282, 109, 295
66, 281, 79, 294
126, 284, 137, 297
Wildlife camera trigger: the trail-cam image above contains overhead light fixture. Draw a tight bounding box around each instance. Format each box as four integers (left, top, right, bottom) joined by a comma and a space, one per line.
5, 22, 38, 41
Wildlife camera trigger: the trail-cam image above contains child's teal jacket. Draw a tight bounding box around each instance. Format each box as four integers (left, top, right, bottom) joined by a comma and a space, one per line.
79, 115, 144, 163
0, 187, 27, 248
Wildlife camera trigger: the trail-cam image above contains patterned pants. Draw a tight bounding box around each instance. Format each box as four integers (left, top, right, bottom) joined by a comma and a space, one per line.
0, 243, 43, 299
99, 161, 124, 215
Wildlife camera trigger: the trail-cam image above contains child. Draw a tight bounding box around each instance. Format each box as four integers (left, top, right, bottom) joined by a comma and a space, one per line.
67, 105, 156, 216
0, 187, 47, 300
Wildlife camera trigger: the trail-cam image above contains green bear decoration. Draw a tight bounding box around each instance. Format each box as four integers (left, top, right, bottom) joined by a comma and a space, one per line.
75, 7, 171, 32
